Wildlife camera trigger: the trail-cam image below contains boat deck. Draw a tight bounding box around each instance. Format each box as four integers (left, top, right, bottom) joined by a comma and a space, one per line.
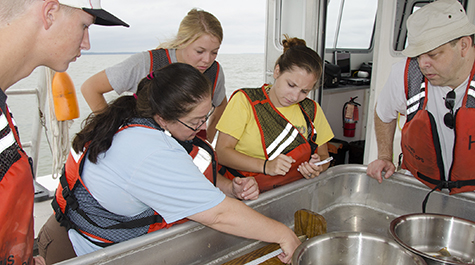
34, 176, 58, 238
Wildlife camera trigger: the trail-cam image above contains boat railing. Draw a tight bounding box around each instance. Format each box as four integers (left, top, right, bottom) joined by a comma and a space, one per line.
6, 67, 51, 201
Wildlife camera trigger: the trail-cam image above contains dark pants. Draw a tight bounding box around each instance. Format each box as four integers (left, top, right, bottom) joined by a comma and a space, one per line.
37, 214, 77, 265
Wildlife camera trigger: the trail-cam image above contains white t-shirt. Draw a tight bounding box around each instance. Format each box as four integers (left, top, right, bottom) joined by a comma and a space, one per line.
376, 58, 470, 178
68, 126, 225, 255
105, 49, 226, 107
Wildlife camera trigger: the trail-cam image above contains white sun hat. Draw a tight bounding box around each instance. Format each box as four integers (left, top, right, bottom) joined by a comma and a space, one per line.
402, 0, 475, 57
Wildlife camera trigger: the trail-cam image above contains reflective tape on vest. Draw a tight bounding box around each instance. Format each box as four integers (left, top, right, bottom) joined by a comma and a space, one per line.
267, 123, 299, 160
0, 112, 8, 130
267, 123, 293, 155
0, 129, 15, 154
407, 102, 421, 116
194, 146, 212, 173
407, 91, 425, 106
468, 81, 475, 100
70, 147, 82, 163
407, 91, 425, 116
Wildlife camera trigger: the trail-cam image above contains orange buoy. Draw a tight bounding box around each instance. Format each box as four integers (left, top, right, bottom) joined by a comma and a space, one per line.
52, 71, 80, 121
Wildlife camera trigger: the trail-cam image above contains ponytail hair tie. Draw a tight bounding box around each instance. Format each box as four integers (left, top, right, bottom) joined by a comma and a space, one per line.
133, 93, 138, 99
147, 72, 154, 80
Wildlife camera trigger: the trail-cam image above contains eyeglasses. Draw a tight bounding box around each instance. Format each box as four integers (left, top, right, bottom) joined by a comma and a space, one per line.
443, 90, 456, 129
176, 106, 215, 132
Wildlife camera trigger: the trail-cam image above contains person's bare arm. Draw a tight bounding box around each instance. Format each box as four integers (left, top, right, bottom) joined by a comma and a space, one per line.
81, 70, 114, 113
366, 109, 397, 183
216, 132, 294, 176
188, 197, 300, 263
206, 97, 227, 142
216, 132, 263, 173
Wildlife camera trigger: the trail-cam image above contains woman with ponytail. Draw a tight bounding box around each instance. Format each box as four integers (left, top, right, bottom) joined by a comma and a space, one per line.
216, 36, 334, 193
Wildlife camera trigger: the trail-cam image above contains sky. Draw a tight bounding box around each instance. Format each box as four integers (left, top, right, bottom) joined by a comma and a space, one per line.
88, 0, 267, 54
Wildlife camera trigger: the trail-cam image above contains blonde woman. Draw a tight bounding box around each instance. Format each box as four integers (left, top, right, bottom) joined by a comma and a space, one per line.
81, 8, 227, 142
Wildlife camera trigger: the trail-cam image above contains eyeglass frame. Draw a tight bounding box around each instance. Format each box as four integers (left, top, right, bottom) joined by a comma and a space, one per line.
176, 105, 215, 132
443, 90, 456, 129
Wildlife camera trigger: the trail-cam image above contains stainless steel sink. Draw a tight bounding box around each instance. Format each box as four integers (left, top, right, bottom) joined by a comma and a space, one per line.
56, 164, 475, 265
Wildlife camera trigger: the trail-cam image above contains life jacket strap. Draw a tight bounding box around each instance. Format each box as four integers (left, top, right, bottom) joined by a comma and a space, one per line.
52, 197, 73, 231
59, 166, 79, 210
419, 172, 475, 213
219, 166, 246, 179
299, 105, 318, 154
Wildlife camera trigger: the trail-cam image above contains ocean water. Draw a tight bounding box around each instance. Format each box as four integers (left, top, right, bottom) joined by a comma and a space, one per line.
7, 53, 265, 177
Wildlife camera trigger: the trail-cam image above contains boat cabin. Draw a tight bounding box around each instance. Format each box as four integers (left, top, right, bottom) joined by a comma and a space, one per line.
265, 0, 474, 167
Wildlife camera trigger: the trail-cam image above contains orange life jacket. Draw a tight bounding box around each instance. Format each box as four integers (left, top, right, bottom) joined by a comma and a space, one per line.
220, 85, 318, 192
402, 58, 475, 194
0, 105, 35, 265
52, 118, 216, 247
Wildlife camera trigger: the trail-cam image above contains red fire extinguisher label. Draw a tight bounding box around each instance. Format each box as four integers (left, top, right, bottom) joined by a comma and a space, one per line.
345, 104, 354, 119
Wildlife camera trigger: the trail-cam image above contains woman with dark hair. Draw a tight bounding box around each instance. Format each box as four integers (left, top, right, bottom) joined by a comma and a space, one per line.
38, 63, 299, 264
216, 36, 334, 193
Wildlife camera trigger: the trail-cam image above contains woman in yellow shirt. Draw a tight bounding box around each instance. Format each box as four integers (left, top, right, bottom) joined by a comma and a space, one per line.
216, 36, 333, 193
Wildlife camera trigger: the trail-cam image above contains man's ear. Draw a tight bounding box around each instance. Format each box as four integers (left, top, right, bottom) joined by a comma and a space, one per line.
459, 36, 473, 57
42, 0, 60, 30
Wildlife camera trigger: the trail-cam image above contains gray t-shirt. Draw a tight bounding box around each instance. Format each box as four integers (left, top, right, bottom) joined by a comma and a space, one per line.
105, 49, 226, 107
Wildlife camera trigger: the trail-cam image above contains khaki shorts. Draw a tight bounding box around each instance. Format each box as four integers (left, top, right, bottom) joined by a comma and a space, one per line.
37, 214, 77, 265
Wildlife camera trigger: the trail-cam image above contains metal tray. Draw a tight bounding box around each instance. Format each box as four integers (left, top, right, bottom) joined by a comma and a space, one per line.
56, 164, 475, 265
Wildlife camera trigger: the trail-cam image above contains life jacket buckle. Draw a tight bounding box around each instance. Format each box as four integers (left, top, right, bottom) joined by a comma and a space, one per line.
54, 210, 73, 230
442, 180, 462, 190
55, 209, 64, 223
61, 185, 70, 199
61, 185, 79, 210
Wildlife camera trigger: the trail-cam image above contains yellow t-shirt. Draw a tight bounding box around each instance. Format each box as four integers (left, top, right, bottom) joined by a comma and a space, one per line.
216, 90, 334, 159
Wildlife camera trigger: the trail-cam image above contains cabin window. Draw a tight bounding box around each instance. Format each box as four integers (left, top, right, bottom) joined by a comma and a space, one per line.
393, 1, 425, 51
279, 0, 306, 40
326, 0, 378, 50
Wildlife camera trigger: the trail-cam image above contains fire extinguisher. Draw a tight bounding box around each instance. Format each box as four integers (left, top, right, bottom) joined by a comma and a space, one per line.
342, 97, 360, 137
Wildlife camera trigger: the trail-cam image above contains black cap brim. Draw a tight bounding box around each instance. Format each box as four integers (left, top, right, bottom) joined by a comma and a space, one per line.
83, 8, 129, 27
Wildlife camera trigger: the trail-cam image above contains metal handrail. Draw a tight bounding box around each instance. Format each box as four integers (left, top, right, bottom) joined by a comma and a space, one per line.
6, 67, 50, 201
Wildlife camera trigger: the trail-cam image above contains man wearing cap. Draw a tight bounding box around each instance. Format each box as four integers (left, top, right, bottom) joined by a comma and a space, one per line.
367, 0, 475, 194
0, 0, 127, 264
